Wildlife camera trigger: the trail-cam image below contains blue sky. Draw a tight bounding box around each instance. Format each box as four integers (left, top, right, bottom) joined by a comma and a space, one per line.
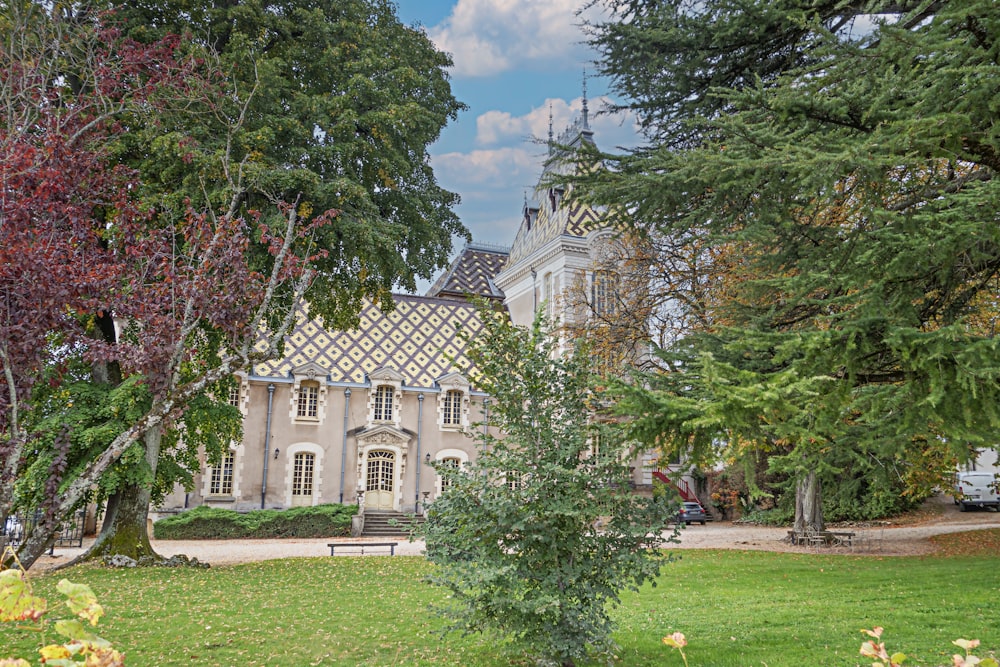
393, 0, 641, 286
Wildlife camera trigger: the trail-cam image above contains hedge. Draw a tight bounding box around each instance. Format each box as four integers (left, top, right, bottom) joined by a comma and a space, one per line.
153, 504, 357, 540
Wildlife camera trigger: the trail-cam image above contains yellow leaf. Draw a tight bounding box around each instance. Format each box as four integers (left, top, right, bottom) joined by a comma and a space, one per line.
39, 644, 72, 660
83, 646, 125, 667
0, 569, 46, 623
57, 580, 103, 625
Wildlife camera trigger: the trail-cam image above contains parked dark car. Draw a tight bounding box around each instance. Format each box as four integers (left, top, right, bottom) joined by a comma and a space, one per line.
677, 501, 707, 525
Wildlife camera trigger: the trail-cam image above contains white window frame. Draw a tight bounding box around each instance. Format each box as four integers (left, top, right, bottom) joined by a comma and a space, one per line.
435, 373, 471, 430
297, 381, 320, 420
283, 442, 325, 507
209, 450, 236, 496
292, 451, 315, 498
442, 390, 462, 426
373, 385, 394, 422
289, 364, 328, 424
202, 445, 243, 501
433, 448, 470, 498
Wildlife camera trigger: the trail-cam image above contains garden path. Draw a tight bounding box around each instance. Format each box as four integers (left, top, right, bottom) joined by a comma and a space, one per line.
30, 494, 1000, 569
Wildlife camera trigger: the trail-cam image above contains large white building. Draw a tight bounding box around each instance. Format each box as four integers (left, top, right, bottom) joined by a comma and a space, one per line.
158, 114, 667, 528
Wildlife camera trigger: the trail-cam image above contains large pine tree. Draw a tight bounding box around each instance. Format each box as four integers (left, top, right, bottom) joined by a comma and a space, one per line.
579, 1, 1000, 528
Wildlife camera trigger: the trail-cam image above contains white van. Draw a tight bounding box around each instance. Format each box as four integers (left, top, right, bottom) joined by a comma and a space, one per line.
954, 472, 999, 511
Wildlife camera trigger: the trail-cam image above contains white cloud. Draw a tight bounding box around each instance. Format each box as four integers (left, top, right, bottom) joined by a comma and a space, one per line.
428, 97, 644, 250
475, 95, 642, 150
429, 0, 597, 77
433, 146, 540, 188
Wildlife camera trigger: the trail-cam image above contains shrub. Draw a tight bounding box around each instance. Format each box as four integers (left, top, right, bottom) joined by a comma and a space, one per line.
153, 504, 356, 539
423, 310, 674, 667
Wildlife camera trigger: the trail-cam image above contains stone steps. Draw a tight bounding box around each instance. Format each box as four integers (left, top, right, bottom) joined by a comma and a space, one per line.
362, 510, 424, 536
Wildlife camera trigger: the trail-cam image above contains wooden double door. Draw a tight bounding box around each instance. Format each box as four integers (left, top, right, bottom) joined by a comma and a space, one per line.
365, 450, 395, 510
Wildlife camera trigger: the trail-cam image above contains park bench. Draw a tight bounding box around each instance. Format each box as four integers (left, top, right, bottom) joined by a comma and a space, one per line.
327, 541, 398, 556
788, 530, 855, 547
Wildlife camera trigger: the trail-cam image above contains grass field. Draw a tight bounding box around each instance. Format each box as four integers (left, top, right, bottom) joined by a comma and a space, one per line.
2, 531, 997, 666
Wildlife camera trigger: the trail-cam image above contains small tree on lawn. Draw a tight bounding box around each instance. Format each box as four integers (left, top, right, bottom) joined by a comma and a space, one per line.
423, 308, 675, 667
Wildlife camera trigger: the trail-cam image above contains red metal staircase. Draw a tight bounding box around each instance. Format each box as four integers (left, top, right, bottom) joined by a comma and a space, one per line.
652, 470, 697, 502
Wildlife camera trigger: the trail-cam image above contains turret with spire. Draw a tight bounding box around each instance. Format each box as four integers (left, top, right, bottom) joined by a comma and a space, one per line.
553, 70, 595, 152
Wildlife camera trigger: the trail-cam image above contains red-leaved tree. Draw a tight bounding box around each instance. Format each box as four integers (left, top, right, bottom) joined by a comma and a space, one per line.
0, 4, 333, 569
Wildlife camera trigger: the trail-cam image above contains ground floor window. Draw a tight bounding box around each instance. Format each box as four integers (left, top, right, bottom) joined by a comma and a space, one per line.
209, 450, 235, 496
439, 456, 460, 491
292, 452, 315, 505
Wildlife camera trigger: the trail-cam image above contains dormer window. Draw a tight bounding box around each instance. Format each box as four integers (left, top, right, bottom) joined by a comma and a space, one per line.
365, 366, 404, 427
373, 385, 394, 422
524, 205, 538, 231
289, 362, 328, 424
443, 390, 462, 426
297, 381, 320, 419
435, 372, 471, 430
224, 374, 248, 417
549, 186, 564, 212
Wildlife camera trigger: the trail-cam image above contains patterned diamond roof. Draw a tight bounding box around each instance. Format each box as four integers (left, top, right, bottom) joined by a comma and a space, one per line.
508, 197, 603, 265
254, 295, 485, 388
425, 243, 509, 300
507, 127, 603, 265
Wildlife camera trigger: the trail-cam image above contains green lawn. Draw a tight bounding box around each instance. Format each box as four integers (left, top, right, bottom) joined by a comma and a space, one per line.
2, 546, 997, 666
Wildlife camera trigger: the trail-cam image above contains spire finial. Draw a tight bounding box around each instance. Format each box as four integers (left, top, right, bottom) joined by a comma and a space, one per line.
548, 102, 554, 155
582, 68, 590, 130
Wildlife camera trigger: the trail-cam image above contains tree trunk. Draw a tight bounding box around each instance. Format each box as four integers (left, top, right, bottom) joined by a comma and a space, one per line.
64, 424, 164, 565
792, 469, 824, 533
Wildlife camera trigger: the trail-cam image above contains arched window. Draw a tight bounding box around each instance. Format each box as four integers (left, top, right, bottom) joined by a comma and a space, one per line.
439, 456, 461, 492
373, 385, 394, 422
292, 452, 315, 506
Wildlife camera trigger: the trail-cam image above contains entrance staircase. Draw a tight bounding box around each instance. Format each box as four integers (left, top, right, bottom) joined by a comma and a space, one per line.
652, 470, 697, 502
362, 510, 424, 537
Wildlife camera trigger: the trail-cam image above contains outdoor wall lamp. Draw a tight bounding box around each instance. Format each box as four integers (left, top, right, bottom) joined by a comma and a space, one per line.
425, 453, 431, 465
274, 448, 280, 459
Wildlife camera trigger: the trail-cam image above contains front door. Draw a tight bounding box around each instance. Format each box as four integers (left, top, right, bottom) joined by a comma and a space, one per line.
365, 450, 395, 510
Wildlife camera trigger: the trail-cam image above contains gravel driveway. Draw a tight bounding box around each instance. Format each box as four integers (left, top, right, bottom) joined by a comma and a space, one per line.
31, 495, 1000, 570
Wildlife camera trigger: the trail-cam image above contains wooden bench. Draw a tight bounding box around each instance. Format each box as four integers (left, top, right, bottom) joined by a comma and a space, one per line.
328, 542, 398, 556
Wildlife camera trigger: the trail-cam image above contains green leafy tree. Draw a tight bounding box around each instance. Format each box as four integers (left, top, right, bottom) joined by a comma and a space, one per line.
579, 0, 1000, 530
109, 0, 466, 310
423, 309, 674, 667
20, 0, 468, 565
